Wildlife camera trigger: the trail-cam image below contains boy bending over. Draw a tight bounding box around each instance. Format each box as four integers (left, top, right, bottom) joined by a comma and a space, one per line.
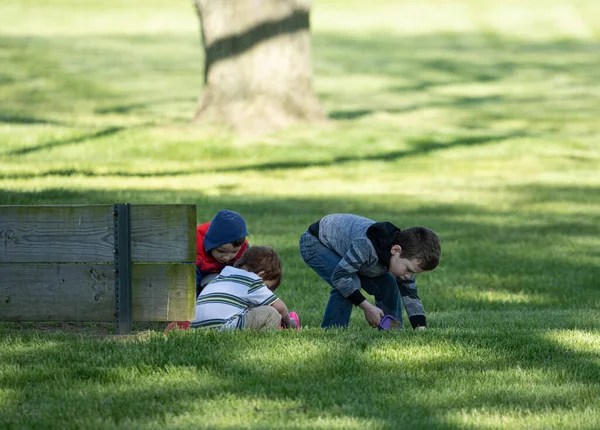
299, 213, 440, 330
192, 246, 298, 331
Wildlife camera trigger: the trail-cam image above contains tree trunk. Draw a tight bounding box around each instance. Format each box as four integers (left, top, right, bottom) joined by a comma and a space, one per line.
193, 0, 325, 132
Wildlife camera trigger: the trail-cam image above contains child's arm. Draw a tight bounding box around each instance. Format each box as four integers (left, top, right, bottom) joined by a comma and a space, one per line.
330, 239, 384, 327
397, 276, 426, 329
271, 299, 297, 329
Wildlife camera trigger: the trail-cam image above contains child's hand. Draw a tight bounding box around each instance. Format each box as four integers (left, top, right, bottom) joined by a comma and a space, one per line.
359, 301, 384, 328
280, 314, 297, 329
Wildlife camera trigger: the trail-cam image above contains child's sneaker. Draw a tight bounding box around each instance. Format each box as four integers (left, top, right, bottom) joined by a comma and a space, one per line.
289, 311, 301, 330
164, 321, 191, 334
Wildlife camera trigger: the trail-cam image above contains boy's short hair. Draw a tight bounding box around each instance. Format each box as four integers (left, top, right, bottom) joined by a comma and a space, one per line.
393, 227, 440, 271
230, 237, 246, 248
234, 246, 283, 290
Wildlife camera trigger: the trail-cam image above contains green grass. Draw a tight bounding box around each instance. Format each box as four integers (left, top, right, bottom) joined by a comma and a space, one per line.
1, 0, 600, 428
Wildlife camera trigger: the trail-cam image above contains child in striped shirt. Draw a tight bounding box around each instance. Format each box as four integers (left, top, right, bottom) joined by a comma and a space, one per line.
192, 245, 299, 331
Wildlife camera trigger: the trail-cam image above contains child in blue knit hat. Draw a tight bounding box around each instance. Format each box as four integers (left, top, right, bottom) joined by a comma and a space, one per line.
195, 210, 250, 297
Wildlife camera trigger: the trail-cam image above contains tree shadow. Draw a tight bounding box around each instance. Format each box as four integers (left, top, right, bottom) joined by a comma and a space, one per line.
508, 183, 600, 205
2, 121, 158, 157
0, 113, 66, 126
1, 184, 598, 425
202, 130, 526, 174
328, 95, 507, 121
0, 322, 598, 428
316, 33, 600, 82
94, 97, 196, 115
315, 33, 600, 123
3, 31, 599, 130
0, 130, 528, 177
328, 109, 373, 120
1, 185, 598, 315
197, 6, 309, 82
4, 126, 126, 157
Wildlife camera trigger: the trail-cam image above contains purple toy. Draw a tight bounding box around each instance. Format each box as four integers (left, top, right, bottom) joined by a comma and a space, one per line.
379, 315, 402, 330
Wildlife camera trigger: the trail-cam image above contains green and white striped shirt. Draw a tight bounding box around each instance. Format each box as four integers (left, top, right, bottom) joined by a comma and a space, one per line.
192, 266, 278, 330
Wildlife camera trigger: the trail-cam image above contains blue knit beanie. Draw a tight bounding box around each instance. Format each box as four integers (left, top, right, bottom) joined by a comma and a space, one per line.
203, 210, 249, 252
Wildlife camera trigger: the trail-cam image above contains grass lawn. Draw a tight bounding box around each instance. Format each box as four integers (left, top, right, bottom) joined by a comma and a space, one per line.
1, 0, 600, 428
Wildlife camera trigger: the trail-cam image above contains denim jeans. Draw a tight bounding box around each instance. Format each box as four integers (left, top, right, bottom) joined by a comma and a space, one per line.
299, 231, 403, 328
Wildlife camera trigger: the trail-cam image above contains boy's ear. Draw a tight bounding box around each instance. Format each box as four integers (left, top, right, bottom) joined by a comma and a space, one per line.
391, 245, 402, 255
257, 270, 267, 279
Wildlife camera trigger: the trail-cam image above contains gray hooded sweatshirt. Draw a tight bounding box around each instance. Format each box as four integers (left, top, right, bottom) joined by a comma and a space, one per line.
311, 213, 426, 328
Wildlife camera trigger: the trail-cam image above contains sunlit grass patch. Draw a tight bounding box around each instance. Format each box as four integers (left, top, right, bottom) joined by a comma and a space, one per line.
544, 330, 600, 354
447, 406, 600, 429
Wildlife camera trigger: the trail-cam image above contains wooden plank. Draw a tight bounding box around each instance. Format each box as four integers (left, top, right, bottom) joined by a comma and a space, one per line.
129, 204, 196, 263
0, 205, 114, 263
132, 263, 196, 322
0, 264, 195, 322
0, 205, 196, 263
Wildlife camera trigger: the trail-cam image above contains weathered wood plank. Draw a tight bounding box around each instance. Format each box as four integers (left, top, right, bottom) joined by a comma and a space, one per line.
0, 264, 195, 322
129, 204, 196, 263
0, 205, 114, 263
0, 205, 196, 263
132, 263, 196, 322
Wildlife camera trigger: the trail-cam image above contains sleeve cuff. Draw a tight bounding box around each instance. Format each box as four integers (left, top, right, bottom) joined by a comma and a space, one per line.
347, 290, 367, 306
409, 314, 426, 329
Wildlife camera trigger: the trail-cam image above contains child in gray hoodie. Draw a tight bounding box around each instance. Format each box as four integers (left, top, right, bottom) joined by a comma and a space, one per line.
299, 214, 440, 329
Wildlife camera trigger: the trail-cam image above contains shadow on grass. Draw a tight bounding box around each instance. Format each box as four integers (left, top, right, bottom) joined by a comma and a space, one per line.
508, 184, 600, 206
0, 130, 527, 177
4, 126, 127, 156
0, 113, 67, 126
1, 185, 598, 425
94, 96, 196, 115
0, 185, 598, 313
0, 323, 598, 428
3, 32, 599, 128
318, 34, 600, 122
315, 33, 600, 85
328, 95, 507, 120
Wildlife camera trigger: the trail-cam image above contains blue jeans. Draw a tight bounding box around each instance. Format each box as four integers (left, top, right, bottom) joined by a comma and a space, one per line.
299, 231, 403, 328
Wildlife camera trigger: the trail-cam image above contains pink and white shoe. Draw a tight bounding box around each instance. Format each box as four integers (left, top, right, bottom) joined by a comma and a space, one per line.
279, 312, 301, 330
289, 311, 301, 330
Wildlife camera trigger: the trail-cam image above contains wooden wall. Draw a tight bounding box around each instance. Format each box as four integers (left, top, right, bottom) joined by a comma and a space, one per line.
0, 205, 196, 322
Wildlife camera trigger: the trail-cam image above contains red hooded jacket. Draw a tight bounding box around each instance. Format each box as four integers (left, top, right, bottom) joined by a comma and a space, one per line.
196, 222, 249, 273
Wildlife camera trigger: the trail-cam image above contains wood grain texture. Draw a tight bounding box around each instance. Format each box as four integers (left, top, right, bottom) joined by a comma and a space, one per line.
0, 263, 195, 321
0, 205, 114, 263
0, 205, 196, 263
129, 204, 196, 263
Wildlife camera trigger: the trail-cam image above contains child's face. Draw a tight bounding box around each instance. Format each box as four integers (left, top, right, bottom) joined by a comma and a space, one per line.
256, 270, 280, 291
388, 245, 424, 279
210, 243, 242, 263
262, 278, 279, 291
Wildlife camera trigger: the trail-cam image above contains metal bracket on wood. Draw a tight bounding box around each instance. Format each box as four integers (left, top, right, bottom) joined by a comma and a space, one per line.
113, 203, 132, 334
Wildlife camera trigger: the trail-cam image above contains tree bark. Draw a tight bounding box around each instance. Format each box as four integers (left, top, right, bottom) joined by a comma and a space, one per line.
193, 0, 325, 132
